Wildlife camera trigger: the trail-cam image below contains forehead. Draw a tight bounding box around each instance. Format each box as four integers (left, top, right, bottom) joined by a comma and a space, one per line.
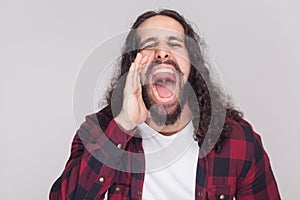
137, 15, 185, 39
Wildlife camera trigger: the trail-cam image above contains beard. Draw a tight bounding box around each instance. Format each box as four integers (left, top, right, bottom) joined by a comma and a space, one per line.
142, 84, 188, 126
141, 60, 188, 126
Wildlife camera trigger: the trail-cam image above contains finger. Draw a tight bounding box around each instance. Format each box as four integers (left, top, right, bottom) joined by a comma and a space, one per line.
140, 55, 148, 65
146, 50, 155, 66
125, 63, 135, 90
137, 55, 148, 73
128, 62, 135, 73
136, 68, 141, 89
132, 63, 140, 92
134, 53, 142, 66
128, 62, 135, 77
143, 50, 154, 69
138, 93, 150, 118
132, 64, 137, 88
138, 51, 154, 75
130, 55, 141, 92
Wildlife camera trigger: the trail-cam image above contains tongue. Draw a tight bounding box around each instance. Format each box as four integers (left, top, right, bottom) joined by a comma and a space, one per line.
155, 84, 173, 98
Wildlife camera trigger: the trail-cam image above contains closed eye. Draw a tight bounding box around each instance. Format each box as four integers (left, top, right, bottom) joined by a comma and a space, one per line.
142, 43, 158, 50
168, 42, 182, 48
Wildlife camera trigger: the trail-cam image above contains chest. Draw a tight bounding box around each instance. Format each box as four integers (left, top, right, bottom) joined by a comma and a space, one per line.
142, 139, 199, 199
107, 148, 240, 200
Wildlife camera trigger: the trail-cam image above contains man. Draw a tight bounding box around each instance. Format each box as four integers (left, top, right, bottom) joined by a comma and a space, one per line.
50, 9, 280, 199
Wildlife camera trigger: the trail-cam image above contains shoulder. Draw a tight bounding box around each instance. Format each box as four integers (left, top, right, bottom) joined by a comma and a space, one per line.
212, 118, 265, 163
75, 107, 114, 143
80, 107, 113, 131
228, 118, 262, 144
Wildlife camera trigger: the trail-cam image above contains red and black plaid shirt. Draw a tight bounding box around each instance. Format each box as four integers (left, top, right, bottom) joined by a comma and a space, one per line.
50, 110, 280, 200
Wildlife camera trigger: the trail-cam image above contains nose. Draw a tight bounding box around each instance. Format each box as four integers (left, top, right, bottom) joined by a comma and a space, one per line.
155, 48, 169, 61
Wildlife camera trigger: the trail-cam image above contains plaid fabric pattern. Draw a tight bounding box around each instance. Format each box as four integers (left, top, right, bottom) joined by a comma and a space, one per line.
50, 110, 280, 200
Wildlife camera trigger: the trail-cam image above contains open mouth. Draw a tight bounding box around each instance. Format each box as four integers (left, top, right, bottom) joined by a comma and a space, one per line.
150, 64, 178, 104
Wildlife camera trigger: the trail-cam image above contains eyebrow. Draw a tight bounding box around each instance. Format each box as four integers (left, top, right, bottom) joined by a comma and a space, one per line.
140, 35, 184, 48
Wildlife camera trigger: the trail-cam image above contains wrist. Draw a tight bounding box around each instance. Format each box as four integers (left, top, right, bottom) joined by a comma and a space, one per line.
114, 115, 137, 131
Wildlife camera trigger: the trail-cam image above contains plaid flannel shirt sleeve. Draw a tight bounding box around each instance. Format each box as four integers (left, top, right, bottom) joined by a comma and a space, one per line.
236, 121, 281, 199
49, 112, 135, 200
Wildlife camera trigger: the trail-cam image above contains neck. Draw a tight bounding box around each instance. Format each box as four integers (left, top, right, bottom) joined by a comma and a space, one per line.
145, 103, 193, 136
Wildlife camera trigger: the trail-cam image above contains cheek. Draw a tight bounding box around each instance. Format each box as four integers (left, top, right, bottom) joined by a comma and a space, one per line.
176, 58, 191, 80
173, 50, 190, 79
183, 60, 191, 77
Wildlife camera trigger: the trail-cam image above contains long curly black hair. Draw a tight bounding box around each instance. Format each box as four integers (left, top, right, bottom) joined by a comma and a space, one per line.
102, 9, 243, 153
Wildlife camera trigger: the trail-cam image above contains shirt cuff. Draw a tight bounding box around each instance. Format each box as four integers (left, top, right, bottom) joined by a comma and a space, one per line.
104, 119, 138, 149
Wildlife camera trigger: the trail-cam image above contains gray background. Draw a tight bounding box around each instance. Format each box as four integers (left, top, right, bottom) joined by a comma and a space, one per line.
1, 0, 299, 199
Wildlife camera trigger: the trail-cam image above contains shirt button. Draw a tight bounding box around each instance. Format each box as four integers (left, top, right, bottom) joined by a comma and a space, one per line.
115, 187, 121, 192
219, 194, 225, 199
138, 191, 142, 195
99, 177, 105, 182
117, 144, 123, 149
193, 134, 198, 140
198, 191, 203, 197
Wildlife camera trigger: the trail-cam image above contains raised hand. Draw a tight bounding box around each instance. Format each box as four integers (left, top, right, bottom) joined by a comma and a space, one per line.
114, 53, 151, 131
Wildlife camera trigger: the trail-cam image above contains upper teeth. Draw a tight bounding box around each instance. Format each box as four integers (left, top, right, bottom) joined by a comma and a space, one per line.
153, 68, 174, 75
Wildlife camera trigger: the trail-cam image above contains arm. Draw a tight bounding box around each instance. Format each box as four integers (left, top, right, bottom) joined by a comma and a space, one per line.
49, 113, 135, 200
236, 129, 281, 199
49, 53, 150, 200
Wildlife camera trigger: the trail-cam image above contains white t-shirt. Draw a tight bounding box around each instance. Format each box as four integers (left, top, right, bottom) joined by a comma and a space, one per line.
137, 121, 199, 200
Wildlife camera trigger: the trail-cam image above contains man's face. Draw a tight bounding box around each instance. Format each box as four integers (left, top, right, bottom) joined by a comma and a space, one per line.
137, 15, 191, 126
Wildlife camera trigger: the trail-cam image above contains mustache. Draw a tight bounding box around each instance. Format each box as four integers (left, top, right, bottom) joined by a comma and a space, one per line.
146, 59, 183, 75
